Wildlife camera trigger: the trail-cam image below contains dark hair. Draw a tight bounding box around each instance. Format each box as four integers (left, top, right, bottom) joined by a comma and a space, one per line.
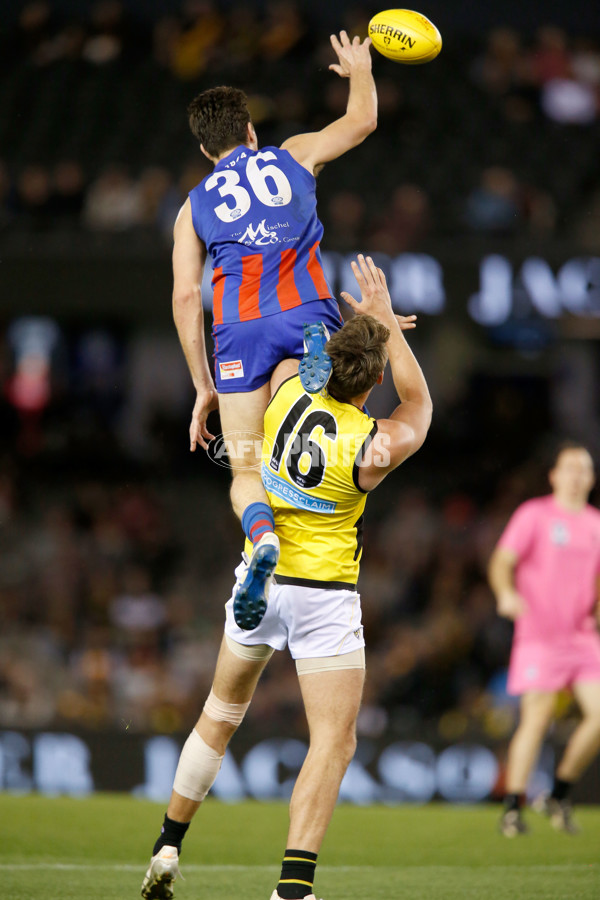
187, 86, 251, 159
550, 440, 594, 469
325, 315, 390, 403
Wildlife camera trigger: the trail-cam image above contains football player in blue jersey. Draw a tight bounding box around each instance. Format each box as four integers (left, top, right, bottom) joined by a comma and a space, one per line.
141, 255, 432, 900
172, 31, 377, 630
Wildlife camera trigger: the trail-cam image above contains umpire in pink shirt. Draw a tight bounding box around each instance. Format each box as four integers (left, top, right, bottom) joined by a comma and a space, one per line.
489, 442, 600, 837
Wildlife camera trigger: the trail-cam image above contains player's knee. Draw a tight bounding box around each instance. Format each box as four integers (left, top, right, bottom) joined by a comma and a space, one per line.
229, 447, 262, 472
336, 731, 357, 770
313, 722, 357, 765
342, 729, 358, 765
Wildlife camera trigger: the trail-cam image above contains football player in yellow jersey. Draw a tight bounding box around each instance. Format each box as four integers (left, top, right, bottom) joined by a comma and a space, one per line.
141, 256, 432, 900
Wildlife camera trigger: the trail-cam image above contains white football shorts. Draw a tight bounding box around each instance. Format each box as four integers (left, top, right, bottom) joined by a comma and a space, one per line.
224, 559, 365, 660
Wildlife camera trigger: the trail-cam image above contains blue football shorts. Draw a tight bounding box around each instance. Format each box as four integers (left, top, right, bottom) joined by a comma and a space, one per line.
212, 298, 342, 394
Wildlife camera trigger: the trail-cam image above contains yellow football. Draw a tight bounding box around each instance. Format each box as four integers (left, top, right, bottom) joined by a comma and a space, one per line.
368, 9, 442, 64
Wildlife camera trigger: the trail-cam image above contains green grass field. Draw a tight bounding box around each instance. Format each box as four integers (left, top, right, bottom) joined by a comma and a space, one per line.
2, 794, 599, 899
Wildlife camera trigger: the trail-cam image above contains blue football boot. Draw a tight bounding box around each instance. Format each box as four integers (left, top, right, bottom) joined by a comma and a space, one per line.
298, 321, 332, 393
233, 533, 279, 630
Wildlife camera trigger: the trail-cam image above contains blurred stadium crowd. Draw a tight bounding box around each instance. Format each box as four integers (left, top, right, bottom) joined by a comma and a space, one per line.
1, 348, 592, 741
1, 1, 600, 249
1, 2, 600, 743
0, 436, 547, 740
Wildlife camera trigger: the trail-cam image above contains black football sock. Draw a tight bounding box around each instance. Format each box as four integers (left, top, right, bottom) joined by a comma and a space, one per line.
277, 848, 318, 899
152, 813, 190, 856
504, 792, 524, 813
550, 776, 573, 802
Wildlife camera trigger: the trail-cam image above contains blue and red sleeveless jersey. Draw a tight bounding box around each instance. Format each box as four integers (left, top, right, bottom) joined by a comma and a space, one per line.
189, 145, 333, 325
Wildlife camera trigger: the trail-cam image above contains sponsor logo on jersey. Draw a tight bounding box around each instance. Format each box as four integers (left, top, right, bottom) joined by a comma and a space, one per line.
551, 520, 570, 545
262, 464, 337, 514
219, 359, 244, 379
237, 219, 280, 246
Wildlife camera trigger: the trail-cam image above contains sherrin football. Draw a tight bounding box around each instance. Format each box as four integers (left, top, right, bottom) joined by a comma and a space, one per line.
368, 9, 442, 64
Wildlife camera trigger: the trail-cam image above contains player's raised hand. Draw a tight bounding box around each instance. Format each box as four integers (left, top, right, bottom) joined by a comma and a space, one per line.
329, 31, 372, 78
341, 254, 390, 315
189, 386, 218, 452
341, 255, 414, 330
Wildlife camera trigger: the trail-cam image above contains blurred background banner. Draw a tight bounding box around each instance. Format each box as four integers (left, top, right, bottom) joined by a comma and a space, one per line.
1, 2, 600, 800
2, 727, 599, 806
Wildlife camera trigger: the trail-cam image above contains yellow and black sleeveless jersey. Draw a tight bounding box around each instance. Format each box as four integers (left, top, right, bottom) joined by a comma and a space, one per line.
245, 374, 377, 589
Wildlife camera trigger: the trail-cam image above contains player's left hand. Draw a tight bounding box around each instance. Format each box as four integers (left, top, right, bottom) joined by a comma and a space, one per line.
329, 31, 372, 78
190, 387, 218, 452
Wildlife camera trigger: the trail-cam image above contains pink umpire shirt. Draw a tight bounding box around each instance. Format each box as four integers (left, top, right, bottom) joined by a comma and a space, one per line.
497, 495, 600, 643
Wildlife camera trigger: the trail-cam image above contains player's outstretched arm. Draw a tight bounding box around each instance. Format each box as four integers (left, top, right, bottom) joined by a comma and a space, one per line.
172, 198, 218, 451
343, 256, 432, 491
281, 31, 377, 174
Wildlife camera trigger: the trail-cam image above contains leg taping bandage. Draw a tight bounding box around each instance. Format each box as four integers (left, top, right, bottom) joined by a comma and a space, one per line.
225, 633, 274, 662
203, 687, 251, 727
295, 646, 365, 675
172, 728, 224, 802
